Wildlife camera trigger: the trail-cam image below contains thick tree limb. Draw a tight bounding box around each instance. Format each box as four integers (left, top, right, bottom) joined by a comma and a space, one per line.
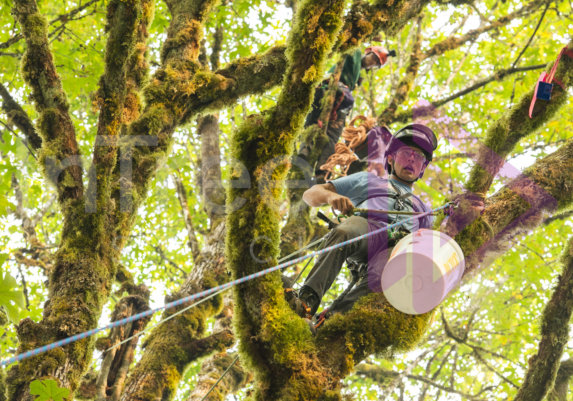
377, 15, 423, 127
198, 115, 225, 221
513, 236, 573, 400
120, 329, 234, 401
6, 1, 152, 400
547, 359, 573, 401
279, 56, 345, 259
86, 0, 144, 213
336, 0, 429, 53
0, 83, 41, 150
94, 289, 151, 401
185, 353, 250, 401
120, 222, 228, 401
185, 296, 251, 401
465, 41, 573, 197
226, 0, 347, 397
13, 0, 84, 203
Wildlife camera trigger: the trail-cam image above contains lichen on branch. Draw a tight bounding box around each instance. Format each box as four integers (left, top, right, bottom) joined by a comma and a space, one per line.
225, 0, 346, 397
13, 0, 84, 205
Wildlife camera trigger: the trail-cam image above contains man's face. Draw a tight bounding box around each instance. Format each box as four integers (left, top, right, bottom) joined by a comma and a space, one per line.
361, 53, 381, 70
389, 146, 426, 181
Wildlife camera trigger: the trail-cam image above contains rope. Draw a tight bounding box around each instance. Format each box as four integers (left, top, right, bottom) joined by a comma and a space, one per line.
199, 249, 321, 400
200, 354, 240, 401
319, 115, 377, 180
352, 208, 438, 216
321, 143, 358, 181
0, 203, 451, 367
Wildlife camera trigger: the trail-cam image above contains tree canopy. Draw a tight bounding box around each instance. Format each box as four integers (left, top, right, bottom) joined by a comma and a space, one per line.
1, 0, 573, 399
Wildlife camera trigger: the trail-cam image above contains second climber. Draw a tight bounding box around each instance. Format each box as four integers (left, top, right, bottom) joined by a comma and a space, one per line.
298, 46, 397, 184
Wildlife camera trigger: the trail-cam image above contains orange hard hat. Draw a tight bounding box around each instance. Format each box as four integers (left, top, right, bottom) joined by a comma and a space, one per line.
364, 46, 396, 68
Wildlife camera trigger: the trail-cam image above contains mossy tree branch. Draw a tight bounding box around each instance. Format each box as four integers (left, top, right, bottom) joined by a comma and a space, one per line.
279, 56, 345, 259
377, 15, 423, 127
513, 236, 573, 401
93, 288, 151, 401
0, 83, 42, 150
6, 1, 152, 400
547, 359, 573, 401
455, 137, 573, 279
13, 0, 84, 204
120, 29, 229, 395
465, 41, 573, 197
336, 0, 429, 53
225, 0, 346, 398
120, 222, 229, 401
184, 296, 250, 401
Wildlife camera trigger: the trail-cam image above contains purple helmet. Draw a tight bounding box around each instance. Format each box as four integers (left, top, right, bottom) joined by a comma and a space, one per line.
383, 124, 438, 180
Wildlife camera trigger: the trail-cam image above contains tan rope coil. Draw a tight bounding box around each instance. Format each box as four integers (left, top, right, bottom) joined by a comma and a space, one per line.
320, 115, 377, 181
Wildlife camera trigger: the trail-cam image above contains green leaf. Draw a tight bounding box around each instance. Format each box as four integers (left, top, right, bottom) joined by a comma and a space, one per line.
0, 194, 15, 218
30, 380, 70, 401
0, 259, 25, 324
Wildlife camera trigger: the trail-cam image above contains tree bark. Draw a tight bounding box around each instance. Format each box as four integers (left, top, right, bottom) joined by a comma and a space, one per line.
226, 0, 347, 398
546, 359, 573, 401
513, 236, 573, 401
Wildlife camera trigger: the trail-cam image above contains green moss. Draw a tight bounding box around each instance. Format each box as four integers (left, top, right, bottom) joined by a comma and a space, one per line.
225, 0, 349, 398
466, 44, 573, 195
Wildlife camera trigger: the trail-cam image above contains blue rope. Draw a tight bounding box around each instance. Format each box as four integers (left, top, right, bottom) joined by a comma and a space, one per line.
1, 203, 451, 367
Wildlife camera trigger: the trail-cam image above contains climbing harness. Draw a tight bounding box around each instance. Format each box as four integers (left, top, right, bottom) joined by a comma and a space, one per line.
529, 46, 573, 118
0, 202, 453, 368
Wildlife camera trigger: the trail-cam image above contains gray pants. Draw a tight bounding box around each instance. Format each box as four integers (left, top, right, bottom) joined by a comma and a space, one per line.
304, 216, 391, 315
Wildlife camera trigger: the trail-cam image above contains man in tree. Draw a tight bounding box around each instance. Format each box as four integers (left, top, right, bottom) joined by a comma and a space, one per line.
299, 46, 397, 183
286, 124, 438, 323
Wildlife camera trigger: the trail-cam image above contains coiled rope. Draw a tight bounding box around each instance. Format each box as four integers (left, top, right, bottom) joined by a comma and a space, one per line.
0, 203, 452, 367
320, 115, 377, 181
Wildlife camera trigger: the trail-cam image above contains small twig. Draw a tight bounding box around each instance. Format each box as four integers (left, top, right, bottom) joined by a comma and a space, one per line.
512, 1, 550, 68
0, 120, 37, 159
17, 265, 30, 310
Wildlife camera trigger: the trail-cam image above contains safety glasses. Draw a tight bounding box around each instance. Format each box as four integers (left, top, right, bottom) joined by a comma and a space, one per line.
395, 148, 426, 163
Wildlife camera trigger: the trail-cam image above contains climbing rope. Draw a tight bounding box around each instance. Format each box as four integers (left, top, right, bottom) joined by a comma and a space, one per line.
319, 115, 377, 181
199, 255, 319, 401
0, 203, 453, 367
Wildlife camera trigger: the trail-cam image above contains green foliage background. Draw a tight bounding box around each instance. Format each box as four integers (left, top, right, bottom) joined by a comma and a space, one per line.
1, 0, 572, 399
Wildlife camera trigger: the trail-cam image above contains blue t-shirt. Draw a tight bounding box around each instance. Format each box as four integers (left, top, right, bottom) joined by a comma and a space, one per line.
330, 172, 433, 232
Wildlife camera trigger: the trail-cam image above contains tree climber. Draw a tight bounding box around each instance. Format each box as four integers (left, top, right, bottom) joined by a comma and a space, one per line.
298, 46, 397, 184
285, 124, 438, 325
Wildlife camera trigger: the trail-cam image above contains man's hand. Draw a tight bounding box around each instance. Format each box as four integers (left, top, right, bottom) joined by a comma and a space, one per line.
444, 192, 486, 238
327, 193, 354, 215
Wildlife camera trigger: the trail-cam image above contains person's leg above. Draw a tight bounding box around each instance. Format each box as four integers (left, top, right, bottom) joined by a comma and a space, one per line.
287, 216, 369, 317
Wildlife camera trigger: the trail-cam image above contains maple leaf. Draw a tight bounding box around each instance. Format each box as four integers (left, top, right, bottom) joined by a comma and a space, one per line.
30, 379, 70, 401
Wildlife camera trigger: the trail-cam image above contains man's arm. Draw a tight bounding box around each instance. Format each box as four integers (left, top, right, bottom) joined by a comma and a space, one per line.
302, 183, 354, 215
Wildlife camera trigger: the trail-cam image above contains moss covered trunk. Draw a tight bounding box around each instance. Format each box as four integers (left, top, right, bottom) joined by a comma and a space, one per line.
7, 0, 145, 398
225, 0, 346, 398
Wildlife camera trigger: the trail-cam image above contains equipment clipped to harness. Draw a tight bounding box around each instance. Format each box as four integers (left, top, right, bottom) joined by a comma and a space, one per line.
315, 260, 368, 329
529, 46, 573, 118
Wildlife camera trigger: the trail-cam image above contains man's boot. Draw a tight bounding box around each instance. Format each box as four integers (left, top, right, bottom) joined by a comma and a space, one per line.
284, 285, 320, 319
